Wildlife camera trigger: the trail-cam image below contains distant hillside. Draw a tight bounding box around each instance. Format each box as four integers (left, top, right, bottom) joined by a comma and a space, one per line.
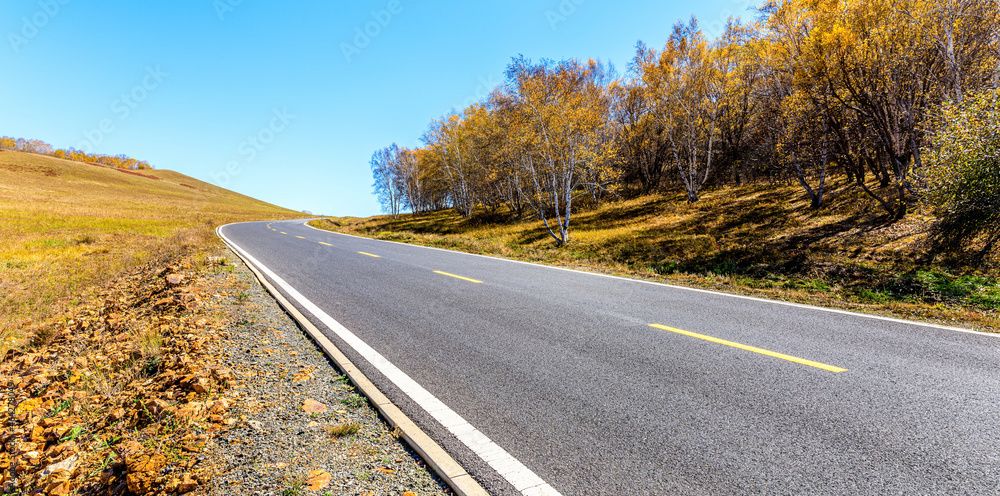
0, 150, 304, 344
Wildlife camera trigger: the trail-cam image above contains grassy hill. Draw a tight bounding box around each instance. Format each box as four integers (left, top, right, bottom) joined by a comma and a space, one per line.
311, 182, 1000, 332
0, 150, 304, 346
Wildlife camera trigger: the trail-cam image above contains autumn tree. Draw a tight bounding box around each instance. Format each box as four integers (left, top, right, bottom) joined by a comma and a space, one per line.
365, 0, 999, 239
478, 93, 529, 217
608, 68, 670, 195
422, 106, 493, 217
393, 147, 424, 215
928, 0, 1000, 104
371, 144, 402, 218
921, 88, 1000, 255
642, 18, 731, 203
412, 147, 453, 212
759, 3, 837, 208
712, 20, 765, 186
0, 135, 153, 169
501, 56, 618, 245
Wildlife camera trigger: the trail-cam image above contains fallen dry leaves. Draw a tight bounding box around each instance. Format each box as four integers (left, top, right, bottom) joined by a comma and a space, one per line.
302, 399, 328, 414
291, 368, 313, 382
1, 254, 242, 495
306, 468, 331, 490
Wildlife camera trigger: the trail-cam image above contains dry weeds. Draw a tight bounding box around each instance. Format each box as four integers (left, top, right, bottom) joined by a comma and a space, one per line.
311, 181, 1000, 332
0, 150, 304, 349
1, 252, 243, 495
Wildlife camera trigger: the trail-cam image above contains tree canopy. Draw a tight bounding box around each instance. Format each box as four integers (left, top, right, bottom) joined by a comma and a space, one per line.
1, 136, 153, 170
371, 0, 999, 246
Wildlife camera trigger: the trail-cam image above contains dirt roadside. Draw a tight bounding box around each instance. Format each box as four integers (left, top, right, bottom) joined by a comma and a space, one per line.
1, 244, 451, 496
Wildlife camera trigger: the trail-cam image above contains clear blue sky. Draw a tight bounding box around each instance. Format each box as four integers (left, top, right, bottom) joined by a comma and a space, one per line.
1, 0, 758, 217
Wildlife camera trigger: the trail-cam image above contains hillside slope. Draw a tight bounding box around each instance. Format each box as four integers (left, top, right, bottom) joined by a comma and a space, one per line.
0, 150, 304, 343
312, 182, 1000, 332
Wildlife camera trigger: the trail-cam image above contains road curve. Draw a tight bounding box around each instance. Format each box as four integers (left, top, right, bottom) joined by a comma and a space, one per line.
220, 219, 1000, 496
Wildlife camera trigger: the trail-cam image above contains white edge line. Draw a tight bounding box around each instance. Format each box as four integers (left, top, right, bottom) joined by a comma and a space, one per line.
219, 223, 563, 496
218, 226, 488, 496
299, 219, 998, 339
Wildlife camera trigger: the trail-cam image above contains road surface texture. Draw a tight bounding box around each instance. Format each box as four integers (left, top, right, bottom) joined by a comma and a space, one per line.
219, 219, 1000, 496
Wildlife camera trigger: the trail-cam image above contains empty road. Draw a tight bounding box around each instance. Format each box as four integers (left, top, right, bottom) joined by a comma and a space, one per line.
219, 219, 1000, 495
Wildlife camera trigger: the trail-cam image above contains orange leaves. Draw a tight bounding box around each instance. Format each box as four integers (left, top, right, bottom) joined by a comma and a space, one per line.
0, 135, 153, 169
372, 0, 999, 226
306, 469, 332, 490
302, 398, 328, 414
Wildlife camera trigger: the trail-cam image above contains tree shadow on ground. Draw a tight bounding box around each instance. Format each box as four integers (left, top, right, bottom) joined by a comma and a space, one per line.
778, 214, 883, 251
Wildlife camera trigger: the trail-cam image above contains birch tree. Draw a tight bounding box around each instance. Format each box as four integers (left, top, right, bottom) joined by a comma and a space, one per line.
502, 56, 617, 245
370, 145, 402, 218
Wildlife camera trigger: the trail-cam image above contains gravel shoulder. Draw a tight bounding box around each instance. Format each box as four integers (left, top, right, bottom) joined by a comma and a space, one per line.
205, 246, 451, 496
1, 241, 455, 496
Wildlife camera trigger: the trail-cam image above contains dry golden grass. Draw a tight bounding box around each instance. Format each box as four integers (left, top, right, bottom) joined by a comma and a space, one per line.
326, 421, 362, 438
312, 181, 1000, 332
0, 150, 304, 349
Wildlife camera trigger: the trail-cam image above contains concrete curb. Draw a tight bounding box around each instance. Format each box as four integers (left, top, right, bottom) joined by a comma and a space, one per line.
217, 226, 490, 496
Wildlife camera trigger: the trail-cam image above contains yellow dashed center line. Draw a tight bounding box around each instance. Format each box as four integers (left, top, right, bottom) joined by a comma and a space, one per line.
358, 252, 380, 258
649, 324, 847, 373
433, 271, 483, 284
319, 242, 333, 246
295, 236, 306, 239
280, 232, 287, 235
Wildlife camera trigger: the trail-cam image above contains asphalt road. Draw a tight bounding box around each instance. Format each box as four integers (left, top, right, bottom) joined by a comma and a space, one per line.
220, 219, 1000, 496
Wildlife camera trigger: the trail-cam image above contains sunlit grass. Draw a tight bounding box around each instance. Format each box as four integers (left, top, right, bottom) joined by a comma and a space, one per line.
326, 422, 362, 438
312, 181, 999, 332
0, 150, 305, 347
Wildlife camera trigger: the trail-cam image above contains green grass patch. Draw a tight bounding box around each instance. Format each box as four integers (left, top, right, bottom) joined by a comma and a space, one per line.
875, 271, 1000, 308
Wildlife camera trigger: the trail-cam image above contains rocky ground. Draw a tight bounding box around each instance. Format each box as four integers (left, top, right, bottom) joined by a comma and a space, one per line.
1, 245, 452, 496
205, 247, 450, 496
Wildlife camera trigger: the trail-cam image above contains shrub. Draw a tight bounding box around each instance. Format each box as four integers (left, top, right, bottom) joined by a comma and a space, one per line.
921, 89, 1000, 257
